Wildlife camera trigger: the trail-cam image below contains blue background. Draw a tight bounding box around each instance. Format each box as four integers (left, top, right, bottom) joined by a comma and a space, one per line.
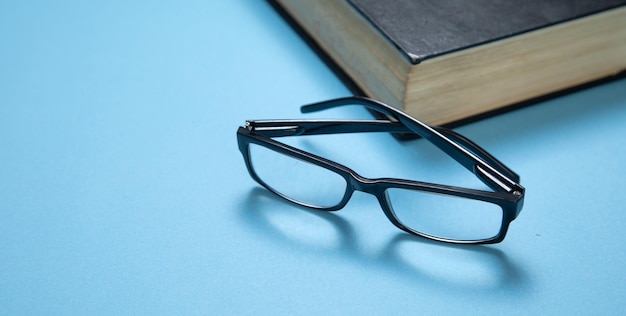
1, 1, 625, 314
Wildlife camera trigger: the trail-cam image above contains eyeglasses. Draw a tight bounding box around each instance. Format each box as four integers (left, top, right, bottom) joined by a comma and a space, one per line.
237, 97, 525, 244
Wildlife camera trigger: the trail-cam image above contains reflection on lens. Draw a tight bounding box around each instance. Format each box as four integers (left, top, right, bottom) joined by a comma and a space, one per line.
385, 188, 502, 241
249, 144, 347, 208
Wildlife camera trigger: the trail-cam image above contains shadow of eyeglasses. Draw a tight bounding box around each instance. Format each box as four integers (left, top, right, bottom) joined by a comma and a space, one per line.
239, 187, 529, 294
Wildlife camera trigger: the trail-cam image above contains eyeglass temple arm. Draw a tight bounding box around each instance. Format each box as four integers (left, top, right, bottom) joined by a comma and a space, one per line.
301, 97, 522, 193
246, 119, 409, 136
433, 126, 520, 183
247, 118, 519, 183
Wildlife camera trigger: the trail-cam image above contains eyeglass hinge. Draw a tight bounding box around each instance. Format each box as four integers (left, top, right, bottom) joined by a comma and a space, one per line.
475, 164, 524, 197
245, 120, 304, 136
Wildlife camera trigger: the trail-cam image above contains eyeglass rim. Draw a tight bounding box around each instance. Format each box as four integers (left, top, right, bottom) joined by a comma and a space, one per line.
237, 127, 519, 244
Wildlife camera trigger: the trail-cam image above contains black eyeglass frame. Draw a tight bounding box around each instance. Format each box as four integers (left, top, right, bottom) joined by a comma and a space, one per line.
237, 97, 525, 244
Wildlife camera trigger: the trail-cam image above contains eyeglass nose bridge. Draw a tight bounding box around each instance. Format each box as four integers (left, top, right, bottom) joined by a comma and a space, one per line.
342, 172, 403, 228
345, 171, 382, 196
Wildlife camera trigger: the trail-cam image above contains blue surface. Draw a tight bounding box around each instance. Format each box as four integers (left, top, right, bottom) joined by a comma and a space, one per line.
1, 1, 626, 314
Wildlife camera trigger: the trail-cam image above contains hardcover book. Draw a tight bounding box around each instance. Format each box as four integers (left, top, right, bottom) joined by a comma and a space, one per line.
272, 0, 626, 125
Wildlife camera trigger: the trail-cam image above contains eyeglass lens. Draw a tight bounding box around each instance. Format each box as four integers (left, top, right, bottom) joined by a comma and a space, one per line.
385, 188, 503, 241
249, 143, 348, 208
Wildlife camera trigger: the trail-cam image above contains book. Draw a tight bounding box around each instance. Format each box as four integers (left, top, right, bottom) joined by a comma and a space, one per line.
271, 0, 626, 126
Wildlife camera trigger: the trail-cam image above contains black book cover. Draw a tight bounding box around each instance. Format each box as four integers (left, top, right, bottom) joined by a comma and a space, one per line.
349, 0, 626, 63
